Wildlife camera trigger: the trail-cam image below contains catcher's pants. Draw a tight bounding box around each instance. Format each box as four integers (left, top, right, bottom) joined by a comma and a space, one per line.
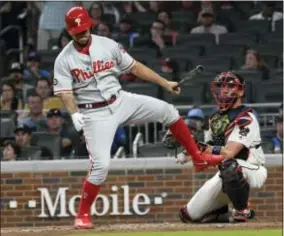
186, 159, 267, 220
81, 91, 179, 185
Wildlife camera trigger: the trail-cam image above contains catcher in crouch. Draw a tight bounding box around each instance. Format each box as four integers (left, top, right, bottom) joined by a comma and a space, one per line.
164, 71, 267, 223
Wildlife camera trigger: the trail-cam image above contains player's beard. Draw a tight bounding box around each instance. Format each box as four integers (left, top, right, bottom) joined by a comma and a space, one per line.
75, 35, 90, 47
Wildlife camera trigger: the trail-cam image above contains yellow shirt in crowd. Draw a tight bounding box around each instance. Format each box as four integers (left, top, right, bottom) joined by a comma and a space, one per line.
24, 96, 64, 115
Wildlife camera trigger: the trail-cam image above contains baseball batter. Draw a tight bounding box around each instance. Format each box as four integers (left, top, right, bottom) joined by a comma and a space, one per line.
174, 71, 267, 223
53, 7, 223, 229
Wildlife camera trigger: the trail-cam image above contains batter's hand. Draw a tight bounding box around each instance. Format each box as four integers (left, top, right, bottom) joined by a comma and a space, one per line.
165, 81, 181, 95
71, 112, 89, 132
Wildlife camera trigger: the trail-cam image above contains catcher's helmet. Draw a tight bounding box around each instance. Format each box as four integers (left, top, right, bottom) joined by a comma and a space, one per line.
65, 7, 93, 35
210, 71, 245, 112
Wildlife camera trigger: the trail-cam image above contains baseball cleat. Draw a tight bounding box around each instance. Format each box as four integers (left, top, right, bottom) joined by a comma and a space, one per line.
74, 214, 93, 229
231, 209, 251, 222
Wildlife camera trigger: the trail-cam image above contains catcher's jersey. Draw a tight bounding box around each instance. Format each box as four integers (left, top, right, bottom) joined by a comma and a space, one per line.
53, 34, 135, 104
208, 106, 265, 165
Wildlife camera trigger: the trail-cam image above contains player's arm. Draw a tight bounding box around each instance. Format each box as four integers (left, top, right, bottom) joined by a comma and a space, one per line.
56, 92, 78, 115
112, 41, 177, 93
202, 114, 258, 159
129, 61, 170, 88
53, 58, 85, 132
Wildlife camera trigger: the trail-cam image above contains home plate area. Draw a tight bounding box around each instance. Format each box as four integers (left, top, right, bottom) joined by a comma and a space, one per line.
1, 221, 282, 236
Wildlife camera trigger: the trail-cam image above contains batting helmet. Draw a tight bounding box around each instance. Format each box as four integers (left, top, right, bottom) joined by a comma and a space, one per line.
65, 7, 93, 35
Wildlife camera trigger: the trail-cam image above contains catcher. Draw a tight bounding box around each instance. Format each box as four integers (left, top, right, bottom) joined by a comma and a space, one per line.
163, 71, 267, 223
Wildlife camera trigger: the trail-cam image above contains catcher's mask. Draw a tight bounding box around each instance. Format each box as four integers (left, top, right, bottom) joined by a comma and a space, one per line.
210, 71, 245, 112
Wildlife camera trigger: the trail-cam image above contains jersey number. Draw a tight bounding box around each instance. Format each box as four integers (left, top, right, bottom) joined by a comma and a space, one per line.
75, 18, 81, 26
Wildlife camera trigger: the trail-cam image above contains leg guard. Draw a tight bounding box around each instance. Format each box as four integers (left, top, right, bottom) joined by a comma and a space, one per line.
219, 159, 249, 211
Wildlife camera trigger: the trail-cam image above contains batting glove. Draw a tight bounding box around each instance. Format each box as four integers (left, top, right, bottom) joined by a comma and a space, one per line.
71, 112, 89, 132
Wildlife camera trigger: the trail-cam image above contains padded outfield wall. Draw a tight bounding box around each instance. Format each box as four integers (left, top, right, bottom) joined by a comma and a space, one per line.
0, 155, 282, 227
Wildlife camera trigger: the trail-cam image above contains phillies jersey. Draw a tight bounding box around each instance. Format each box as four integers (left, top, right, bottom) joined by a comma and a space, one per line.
53, 34, 135, 104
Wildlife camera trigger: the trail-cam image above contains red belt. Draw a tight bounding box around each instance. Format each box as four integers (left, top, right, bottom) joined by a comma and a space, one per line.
78, 95, 117, 109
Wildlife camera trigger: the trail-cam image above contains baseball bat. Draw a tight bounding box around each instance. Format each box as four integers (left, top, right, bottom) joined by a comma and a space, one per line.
176, 65, 204, 88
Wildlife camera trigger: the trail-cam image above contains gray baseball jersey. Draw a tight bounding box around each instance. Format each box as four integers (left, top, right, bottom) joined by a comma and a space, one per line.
53, 34, 180, 186
53, 34, 135, 104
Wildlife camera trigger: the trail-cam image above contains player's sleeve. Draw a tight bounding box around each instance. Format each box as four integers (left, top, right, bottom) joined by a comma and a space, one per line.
53, 57, 73, 95
111, 41, 135, 72
227, 113, 259, 148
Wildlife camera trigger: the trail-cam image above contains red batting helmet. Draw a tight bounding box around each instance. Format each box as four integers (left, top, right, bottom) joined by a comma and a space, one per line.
65, 7, 93, 35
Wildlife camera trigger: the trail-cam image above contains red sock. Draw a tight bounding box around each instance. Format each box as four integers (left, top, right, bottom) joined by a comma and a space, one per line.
169, 117, 200, 161
77, 180, 100, 217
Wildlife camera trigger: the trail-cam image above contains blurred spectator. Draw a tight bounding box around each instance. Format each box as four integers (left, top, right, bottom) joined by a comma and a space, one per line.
99, 2, 121, 25
33, 77, 63, 110
0, 2, 28, 50
2, 140, 21, 161
149, 20, 174, 51
120, 1, 147, 13
0, 82, 23, 111
148, 1, 165, 13
157, 11, 178, 39
37, 1, 77, 50
37, 109, 75, 157
191, 9, 228, 36
241, 50, 270, 80
200, 0, 215, 11
187, 107, 206, 142
180, 1, 200, 16
249, 2, 282, 31
96, 21, 113, 38
19, 92, 46, 128
14, 123, 53, 159
111, 127, 127, 155
56, 29, 72, 50
116, 16, 136, 37
160, 57, 181, 82
24, 51, 51, 80
271, 116, 283, 154
3, 62, 33, 102
88, 2, 105, 28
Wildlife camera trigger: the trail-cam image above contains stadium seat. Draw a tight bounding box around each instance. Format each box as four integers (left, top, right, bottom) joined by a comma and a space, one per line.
237, 20, 271, 34
248, 44, 283, 57
122, 83, 160, 99
191, 56, 233, 73
164, 83, 206, 105
261, 32, 283, 44
127, 12, 156, 23
114, 35, 130, 48
204, 44, 246, 57
30, 132, 61, 159
0, 118, 15, 137
18, 146, 42, 160
132, 35, 151, 48
172, 11, 196, 21
254, 82, 283, 103
161, 45, 202, 58
176, 34, 216, 46
275, 20, 283, 34
137, 143, 176, 158
219, 33, 257, 45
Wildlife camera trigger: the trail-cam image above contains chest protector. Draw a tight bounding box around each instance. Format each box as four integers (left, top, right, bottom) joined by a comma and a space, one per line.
209, 105, 253, 160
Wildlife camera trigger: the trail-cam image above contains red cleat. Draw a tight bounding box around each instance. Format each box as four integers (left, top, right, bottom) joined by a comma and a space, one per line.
74, 214, 93, 229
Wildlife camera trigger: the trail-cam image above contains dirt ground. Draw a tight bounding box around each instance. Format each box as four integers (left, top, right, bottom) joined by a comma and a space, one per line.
1, 221, 282, 236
